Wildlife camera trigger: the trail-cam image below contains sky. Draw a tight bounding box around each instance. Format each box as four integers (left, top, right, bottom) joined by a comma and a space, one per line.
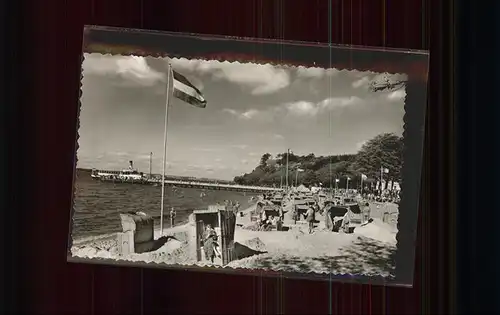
77, 53, 407, 181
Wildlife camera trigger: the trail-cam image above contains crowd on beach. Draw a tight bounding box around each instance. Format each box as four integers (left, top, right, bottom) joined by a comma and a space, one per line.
193, 185, 400, 265
359, 189, 401, 204
242, 185, 400, 235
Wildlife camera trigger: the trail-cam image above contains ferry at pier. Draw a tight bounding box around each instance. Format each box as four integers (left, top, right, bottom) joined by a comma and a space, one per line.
91, 161, 144, 181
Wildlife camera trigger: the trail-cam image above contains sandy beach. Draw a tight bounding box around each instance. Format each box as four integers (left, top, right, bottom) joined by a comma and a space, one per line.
70, 201, 398, 277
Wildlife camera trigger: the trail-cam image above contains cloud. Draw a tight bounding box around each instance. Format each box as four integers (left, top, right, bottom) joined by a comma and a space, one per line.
283, 101, 319, 116
222, 108, 273, 122
240, 109, 260, 120
352, 76, 371, 89
282, 96, 363, 116
224, 95, 364, 121
356, 140, 367, 149
185, 164, 214, 171
83, 54, 165, 87
387, 89, 406, 101
170, 58, 290, 95
317, 96, 363, 110
240, 159, 249, 165
190, 147, 219, 152
296, 66, 339, 78
231, 144, 249, 150
109, 151, 130, 157
137, 153, 153, 160
222, 108, 238, 116
273, 134, 284, 140
214, 158, 222, 162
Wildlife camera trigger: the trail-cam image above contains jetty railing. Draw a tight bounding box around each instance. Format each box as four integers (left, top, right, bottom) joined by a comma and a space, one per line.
96, 176, 283, 192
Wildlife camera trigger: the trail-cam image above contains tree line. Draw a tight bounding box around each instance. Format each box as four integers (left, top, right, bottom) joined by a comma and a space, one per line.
233, 133, 403, 188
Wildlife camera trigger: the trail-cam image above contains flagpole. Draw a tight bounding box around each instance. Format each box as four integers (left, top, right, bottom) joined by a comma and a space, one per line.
295, 168, 298, 187
380, 166, 383, 195
160, 63, 173, 236
285, 149, 289, 189
360, 176, 363, 195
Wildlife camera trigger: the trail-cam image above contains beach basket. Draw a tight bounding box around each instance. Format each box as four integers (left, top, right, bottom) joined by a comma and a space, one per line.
119, 212, 154, 244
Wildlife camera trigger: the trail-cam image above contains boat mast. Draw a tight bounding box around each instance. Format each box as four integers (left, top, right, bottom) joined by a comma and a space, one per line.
149, 152, 153, 178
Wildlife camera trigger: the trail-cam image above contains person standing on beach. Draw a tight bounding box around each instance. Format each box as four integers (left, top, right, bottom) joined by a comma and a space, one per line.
170, 207, 176, 228
306, 206, 315, 234
203, 224, 218, 263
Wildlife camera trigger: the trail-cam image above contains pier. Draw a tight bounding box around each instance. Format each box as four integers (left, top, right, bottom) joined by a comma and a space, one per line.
97, 177, 283, 193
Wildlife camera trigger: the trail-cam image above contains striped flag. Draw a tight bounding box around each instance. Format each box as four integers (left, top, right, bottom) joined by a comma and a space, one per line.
335, 179, 340, 183
160, 64, 207, 235
170, 68, 207, 108
297, 168, 305, 172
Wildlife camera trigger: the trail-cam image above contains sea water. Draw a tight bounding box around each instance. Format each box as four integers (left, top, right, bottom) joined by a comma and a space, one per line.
71, 170, 258, 240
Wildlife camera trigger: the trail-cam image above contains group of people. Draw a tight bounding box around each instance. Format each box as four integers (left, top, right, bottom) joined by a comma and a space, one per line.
257, 211, 283, 231
363, 190, 400, 204
214, 200, 241, 213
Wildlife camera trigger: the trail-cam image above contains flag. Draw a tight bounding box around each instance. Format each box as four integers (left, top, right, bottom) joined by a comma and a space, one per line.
346, 176, 351, 180
160, 65, 207, 235
297, 168, 305, 172
335, 179, 340, 183
383, 168, 389, 174
171, 68, 207, 108
361, 174, 368, 180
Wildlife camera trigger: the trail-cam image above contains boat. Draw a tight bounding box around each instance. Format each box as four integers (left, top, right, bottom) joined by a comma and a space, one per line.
119, 168, 143, 181
91, 161, 144, 182
91, 168, 120, 179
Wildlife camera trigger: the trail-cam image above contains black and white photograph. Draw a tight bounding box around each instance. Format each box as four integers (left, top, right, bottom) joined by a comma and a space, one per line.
68, 27, 427, 285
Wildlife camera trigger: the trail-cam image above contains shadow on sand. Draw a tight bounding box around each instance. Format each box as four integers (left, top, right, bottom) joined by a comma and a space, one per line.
151, 236, 179, 251
233, 242, 268, 260
240, 237, 396, 276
